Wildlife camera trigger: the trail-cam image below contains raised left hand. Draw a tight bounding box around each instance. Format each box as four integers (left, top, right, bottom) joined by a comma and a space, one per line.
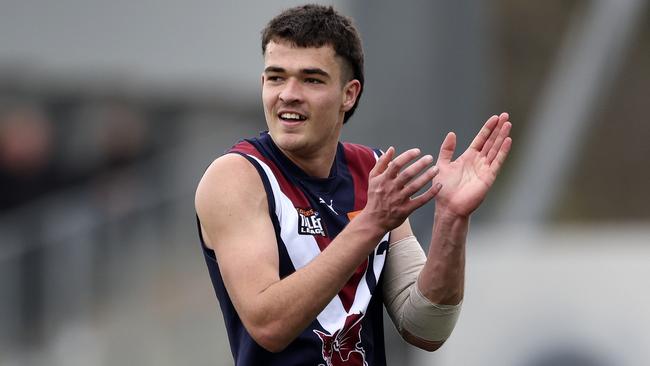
432, 112, 512, 218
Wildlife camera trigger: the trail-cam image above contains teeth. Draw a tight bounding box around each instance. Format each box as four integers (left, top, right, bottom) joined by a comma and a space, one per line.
280, 113, 305, 120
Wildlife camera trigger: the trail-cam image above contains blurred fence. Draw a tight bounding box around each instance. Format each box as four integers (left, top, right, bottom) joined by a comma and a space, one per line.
0, 87, 260, 365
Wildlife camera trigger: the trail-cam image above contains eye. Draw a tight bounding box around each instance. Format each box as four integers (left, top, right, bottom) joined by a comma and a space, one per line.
266, 75, 284, 82
305, 78, 324, 84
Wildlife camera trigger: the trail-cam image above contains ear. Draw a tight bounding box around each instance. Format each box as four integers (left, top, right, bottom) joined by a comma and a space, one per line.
341, 79, 361, 112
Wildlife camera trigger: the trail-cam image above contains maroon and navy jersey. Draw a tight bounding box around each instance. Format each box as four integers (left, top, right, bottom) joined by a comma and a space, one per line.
198, 132, 390, 366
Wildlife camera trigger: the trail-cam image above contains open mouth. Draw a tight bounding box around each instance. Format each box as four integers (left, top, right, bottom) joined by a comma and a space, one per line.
278, 112, 307, 122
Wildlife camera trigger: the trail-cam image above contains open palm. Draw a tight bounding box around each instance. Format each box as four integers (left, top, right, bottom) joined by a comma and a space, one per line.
433, 113, 512, 217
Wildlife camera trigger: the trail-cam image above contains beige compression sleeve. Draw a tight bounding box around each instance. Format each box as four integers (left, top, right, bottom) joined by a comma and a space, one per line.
382, 235, 462, 342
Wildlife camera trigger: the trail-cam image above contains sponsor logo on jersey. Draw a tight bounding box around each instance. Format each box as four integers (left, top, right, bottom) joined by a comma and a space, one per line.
319, 197, 339, 215
297, 208, 327, 237
314, 313, 367, 366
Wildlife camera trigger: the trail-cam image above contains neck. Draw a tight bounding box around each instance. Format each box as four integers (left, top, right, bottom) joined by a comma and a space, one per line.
281, 143, 338, 178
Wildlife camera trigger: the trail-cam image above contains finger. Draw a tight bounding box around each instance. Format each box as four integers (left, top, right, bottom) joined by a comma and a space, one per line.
369, 146, 394, 177
437, 132, 456, 164
394, 154, 434, 188
408, 182, 443, 210
468, 115, 499, 151
486, 122, 512, 164
490, 137, 512, 175
402, 165, 439, 198
385, 148, 421, 178
481, 113, 507, 157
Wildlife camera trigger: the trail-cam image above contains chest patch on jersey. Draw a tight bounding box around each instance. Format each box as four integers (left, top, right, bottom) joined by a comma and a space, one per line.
297, 208, 327, 237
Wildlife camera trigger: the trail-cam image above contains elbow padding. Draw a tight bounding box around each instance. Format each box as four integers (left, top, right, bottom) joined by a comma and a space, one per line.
400, 280, 462, 341
383, 235, 462, 342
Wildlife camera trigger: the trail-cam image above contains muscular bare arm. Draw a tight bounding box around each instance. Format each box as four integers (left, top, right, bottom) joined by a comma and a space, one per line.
195, 147, 441, 352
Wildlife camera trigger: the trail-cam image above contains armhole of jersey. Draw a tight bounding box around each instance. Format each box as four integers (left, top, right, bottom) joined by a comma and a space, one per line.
229, 152, 277, 217
197, 214, 207, 248
229, 152, 290, 277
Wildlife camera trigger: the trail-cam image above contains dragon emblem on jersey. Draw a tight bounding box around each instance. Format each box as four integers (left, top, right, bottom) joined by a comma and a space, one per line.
313, 313, 368, 366
297, 208, 327, 237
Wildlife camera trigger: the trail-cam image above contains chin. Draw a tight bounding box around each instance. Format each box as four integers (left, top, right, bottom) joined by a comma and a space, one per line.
272, 133, 307, 153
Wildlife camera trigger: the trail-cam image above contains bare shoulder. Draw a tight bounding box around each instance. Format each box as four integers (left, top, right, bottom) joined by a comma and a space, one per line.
195, 153, 263, 213
195, 153, 268, 249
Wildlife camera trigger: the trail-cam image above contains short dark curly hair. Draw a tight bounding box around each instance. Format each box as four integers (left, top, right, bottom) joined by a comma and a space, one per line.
261, 4, 364, 124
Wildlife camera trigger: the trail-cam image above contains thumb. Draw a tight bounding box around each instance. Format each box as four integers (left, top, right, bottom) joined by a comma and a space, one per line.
437, 132, 456, 164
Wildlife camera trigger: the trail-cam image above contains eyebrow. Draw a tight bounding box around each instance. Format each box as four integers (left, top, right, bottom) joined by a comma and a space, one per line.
264, 66, 330, 78
302, 68, 330, 78
264, 66, 285, 74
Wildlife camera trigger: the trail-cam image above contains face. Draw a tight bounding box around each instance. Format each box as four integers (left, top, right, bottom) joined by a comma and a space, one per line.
262, 40, 360, 158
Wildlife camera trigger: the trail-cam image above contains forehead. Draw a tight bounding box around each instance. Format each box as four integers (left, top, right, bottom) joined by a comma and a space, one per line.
264, 40, 342, 75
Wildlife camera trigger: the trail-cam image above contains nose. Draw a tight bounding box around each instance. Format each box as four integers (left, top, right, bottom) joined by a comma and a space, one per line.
279, 78, 303, 104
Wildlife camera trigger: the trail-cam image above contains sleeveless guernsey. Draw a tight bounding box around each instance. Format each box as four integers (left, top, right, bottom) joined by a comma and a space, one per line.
198, 132, 390, 366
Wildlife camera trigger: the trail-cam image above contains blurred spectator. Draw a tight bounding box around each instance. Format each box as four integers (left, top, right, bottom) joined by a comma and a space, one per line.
90, 101, 152, 217
0, 102, 58, 346
0, 103, 60, 212
62, 100, 151, 181
98, 102, 150, 170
